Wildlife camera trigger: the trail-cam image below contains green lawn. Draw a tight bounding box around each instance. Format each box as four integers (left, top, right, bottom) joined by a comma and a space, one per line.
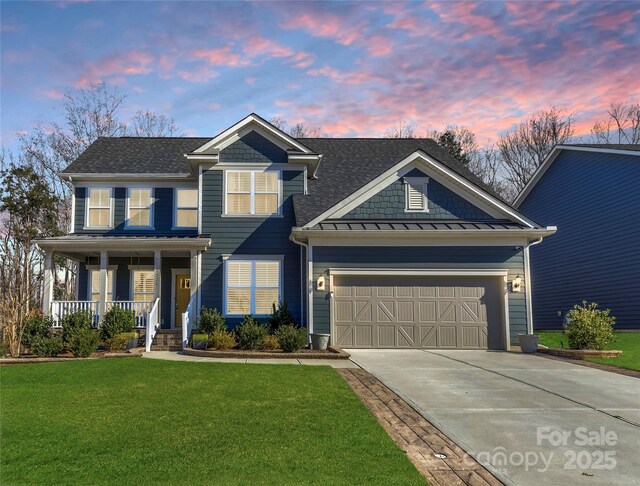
1, 359, 426, 486
537, 331, 640, 371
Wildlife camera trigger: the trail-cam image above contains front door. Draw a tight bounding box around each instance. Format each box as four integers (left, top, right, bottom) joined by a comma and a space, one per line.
174, 274, 191, 328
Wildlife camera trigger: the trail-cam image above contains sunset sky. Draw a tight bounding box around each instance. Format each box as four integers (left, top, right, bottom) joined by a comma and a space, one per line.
1, 0, 638, 146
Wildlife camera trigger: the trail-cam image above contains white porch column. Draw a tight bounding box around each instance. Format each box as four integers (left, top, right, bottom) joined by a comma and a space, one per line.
154, 249, 162, 305
42, 250, 54, 315
189, 250, 199, 322
98, 250, 108, 321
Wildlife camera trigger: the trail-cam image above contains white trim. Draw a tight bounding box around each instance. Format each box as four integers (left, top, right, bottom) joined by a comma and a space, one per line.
503, 275, 510, 349
514, 145, 640, 207
87, 266, 117, 301
129, 267, 157, 303
36, 237, 212, 252
223, 169, 282, 217
75, 181, 196, 189
125, 187, 154, 230
192, 113, 313, 154
198, 166, 203, 233
61, 173, 193, 182
173, 187, 199, 230
305, 236, 531, 247
84, 186, 114, 230
171, 268, 190, 329
304, 150, 538, 228
205, 163, 305, 171
328, 269, 509, 277
70, 191, 76, 233
127, 265, 155, 270
223, 255, 284, 318
308, 244, 313, 334
403, 176, 430, 212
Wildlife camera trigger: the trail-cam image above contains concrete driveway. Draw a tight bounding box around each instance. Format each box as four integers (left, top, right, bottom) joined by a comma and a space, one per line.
349, 350, 640, 486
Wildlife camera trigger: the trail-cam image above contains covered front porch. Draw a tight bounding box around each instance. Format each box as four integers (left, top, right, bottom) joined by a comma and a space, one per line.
36, 235, 211, 350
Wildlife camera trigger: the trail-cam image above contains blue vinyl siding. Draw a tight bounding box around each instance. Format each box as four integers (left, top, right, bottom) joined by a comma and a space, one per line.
74, 186, 197, 235
200, 168, 304, 326
312, 246, 527, 343
519, 150, 640, 329
219, 131, 287, 164
341, 169, 493, 220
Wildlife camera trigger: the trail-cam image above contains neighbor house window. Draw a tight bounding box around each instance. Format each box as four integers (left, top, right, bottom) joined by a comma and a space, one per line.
86, 188, 113, 227
226, 259, 281, 315
404, 177, 429, 212
88, 269, 115, 302
226, 171, 280, 215
175, 188, 198, 228
127, 188, 153, 228
132, 270, 155, 302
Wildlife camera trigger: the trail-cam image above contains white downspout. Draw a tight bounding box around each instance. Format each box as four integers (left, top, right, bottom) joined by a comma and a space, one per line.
524, 237, 543, 334
290, 233, 312, 334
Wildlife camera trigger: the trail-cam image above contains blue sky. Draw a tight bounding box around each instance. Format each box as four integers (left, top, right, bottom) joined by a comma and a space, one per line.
2, 1, 639, 147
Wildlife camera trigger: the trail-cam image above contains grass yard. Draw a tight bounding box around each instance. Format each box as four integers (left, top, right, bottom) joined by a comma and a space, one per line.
1, 359, 426, 486
537, 331, 640, 371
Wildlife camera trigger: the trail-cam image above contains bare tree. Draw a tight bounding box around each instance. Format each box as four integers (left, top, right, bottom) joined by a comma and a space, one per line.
497, 106, 575, 197
128, 110, 182, 137
384, 120, 415, 139
268, 117, 325, 137
591, 100, 640, 144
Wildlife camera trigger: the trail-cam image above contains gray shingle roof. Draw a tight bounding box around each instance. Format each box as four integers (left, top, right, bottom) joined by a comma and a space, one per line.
60, 137, 209, 174
292, 138, 503, 226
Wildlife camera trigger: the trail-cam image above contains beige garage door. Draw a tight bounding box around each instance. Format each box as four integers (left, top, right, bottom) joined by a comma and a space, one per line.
333, 275, 503, 349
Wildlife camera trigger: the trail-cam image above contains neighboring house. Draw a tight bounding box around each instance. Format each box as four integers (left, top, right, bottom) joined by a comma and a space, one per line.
515, 144, 640, 330
36, 114, 555, 350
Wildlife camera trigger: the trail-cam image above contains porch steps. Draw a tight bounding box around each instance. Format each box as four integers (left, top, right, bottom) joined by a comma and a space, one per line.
151, 330, 182, 351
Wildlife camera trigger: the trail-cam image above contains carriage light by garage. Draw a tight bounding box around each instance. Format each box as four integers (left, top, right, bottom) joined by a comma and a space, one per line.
512, 275, 522, 292
316, 274, 325, 290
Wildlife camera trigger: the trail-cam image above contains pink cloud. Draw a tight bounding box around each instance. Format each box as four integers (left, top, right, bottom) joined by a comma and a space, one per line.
177, 65, 218, 83
279, 9, 363, 46
193, 44, 247, 66
243, 35, 293, 58
74, 50, 154, 87
288, 51, 315, 68
593, 9, 636, 30
365, 35, 393, 57
44, 89, 65, 100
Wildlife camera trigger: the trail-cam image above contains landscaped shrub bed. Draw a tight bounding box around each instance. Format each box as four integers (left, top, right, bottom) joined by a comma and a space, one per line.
193, 302, 309, 353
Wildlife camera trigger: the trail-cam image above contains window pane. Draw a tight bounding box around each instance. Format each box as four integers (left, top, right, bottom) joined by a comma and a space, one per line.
255, 261, 279, 287
89, 188, 110, 207
176, 209, 197, 227
254, 172, 278, 192
228, 172, 251, 193
131, 189, 151, 207
228, 288, 251, 314
227, 261, 252, 287
129, 208, 150, 227
254, 194, 278, 214
134, 271, 155, 294
227, 194, 251, 214
90, 270, 113, 300
177, 189, 197, 207
88, 208, 110, 227
255, 288, 279, 315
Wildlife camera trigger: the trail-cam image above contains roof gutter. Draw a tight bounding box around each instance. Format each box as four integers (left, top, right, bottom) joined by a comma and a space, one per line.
35, 236, 212, 252
291, 226, 558, 240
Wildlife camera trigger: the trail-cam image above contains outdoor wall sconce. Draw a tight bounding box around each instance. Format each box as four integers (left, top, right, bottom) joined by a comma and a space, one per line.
317, 274, 325, 290
512, 275, 522, 292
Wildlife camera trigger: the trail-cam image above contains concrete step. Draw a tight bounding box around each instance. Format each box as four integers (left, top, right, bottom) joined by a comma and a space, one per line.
151, 330, 182, 351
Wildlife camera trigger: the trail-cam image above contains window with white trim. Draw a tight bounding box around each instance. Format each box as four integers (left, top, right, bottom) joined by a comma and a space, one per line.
86, 188, 113, 227
226, 259, 281, 315
132, 270, 155, 302
127, 188, 153, 228
404, 177, 429, 212
175, 188, 198, 228
226, 171, 280, 215
88, 269, 115, 302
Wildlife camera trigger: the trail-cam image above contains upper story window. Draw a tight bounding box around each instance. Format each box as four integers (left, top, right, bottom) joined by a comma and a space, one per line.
86, 188, 113, 228
174, 188, 198, 228
404, 177, 429, 212
225, 170, 280, 216
126, 188, 153, 228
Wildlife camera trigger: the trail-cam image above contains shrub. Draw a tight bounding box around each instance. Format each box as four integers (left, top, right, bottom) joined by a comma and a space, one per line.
275, 325, 308, 353
103, 334, 129, 352
100, 305, 135, 340
565, 301, 616, 350
197, 307, 227, 334
61, 310, 93, 345
267, 301, 296, 332
22, 312, 55, 348
235, 316, 268, 350
31, 335, 64, 358
263, 334, 280, 351
208, 330, 236, 350
67, 328, 100, 357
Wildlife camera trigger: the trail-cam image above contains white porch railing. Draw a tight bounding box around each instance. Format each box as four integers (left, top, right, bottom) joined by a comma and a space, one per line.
145, 298, 160, 352
51, 301, 99, 327
106, 301, 153, 328
181, 295, 196, 350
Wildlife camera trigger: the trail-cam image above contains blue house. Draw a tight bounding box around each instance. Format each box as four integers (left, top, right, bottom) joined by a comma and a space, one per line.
36, 114, 555, 350
515, 144, 640, 330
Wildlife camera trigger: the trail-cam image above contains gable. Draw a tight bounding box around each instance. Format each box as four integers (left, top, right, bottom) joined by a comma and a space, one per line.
339, 168, 494, 221
219, 131, 288, 164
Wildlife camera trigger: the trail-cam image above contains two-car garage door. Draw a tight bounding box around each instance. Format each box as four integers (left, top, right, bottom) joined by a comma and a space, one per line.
333, 275, 503, 349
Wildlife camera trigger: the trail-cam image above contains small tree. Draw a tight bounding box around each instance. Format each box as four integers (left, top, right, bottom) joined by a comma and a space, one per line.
267, 301, 296, 332
565, 301, 615, 350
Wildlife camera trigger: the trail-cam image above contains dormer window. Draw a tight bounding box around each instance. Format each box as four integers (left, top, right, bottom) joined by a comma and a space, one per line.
85, 188, 113, 228
404, 177, 429, 212
225, 170, 281, 216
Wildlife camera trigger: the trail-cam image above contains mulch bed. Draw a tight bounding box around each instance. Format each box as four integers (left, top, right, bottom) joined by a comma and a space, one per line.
0, 349, 142, 365
182, 346, 350, 360
538, 352, 640, 379
339, 368, 502, 486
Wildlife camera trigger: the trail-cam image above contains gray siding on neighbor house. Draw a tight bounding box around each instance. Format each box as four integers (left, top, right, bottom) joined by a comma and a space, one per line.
341, 169, 493, 220
200, 169, 304, 326
312, 246, 527, 343
518, 150, 640, 329
73, 186, 197, 235
219, 131, 288, 164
